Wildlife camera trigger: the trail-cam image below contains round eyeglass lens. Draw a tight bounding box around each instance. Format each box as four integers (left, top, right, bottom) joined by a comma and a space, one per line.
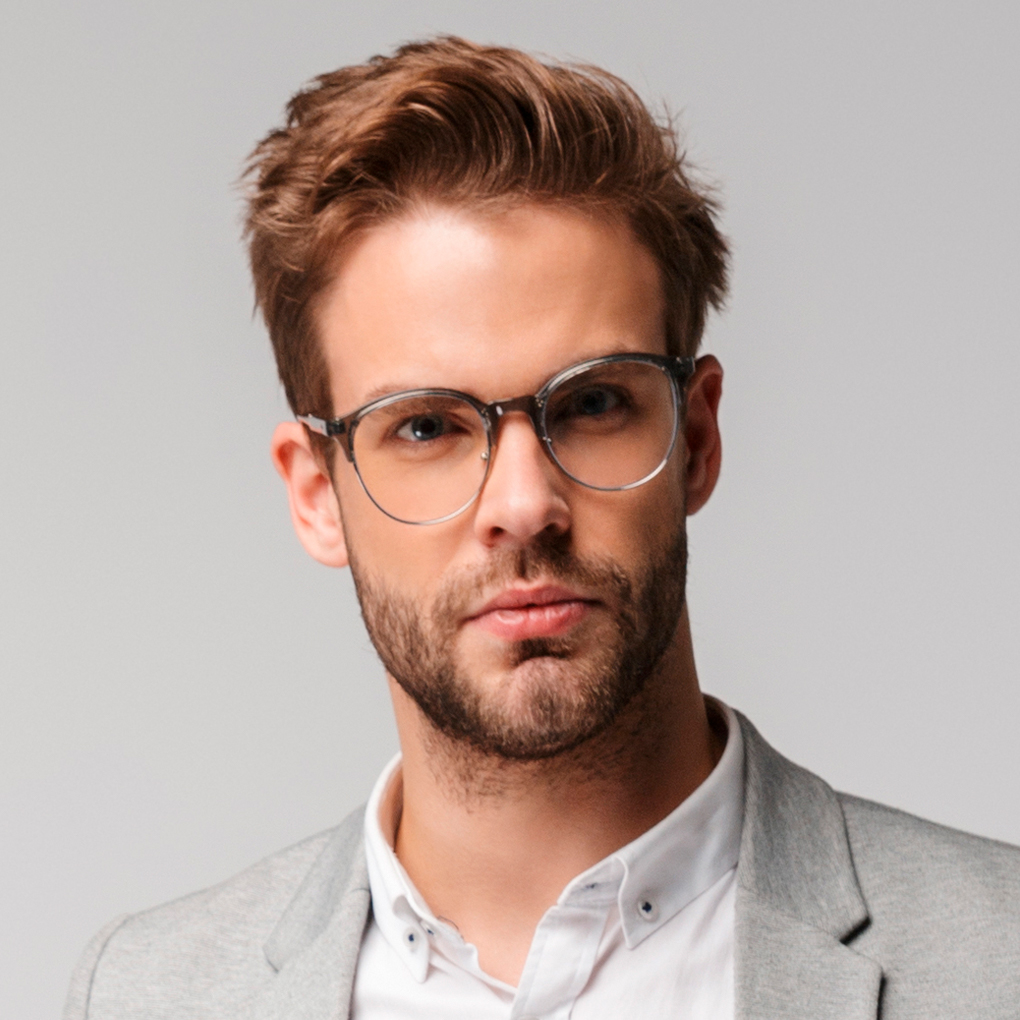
542, 360, 679, 489
350, 393, 490, 523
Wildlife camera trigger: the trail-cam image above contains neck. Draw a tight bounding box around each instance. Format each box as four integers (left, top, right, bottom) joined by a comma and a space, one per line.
387, 605, 721, 984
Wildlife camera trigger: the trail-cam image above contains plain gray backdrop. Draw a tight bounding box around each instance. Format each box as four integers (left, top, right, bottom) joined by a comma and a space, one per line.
2, 0, 1018, 1014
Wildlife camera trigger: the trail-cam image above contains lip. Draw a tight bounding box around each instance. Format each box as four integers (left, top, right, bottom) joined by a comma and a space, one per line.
467, 585, 596, 641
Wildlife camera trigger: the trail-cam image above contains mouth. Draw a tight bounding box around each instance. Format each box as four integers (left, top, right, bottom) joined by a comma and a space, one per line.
466, 585, 596, 642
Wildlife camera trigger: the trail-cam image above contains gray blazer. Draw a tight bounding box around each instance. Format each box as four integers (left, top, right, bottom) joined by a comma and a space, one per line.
65, 713, 1020, 1019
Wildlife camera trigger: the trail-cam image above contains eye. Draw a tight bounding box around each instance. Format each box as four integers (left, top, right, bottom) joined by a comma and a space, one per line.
572, 386, 621, 416
557, 384, 628, 420
395, 413, 453, 442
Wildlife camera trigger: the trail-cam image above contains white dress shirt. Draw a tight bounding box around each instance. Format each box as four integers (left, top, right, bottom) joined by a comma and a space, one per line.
351, 699, 744, 1020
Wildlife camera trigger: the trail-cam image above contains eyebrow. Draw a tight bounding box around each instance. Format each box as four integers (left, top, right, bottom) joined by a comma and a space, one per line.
356, 381, 452, 405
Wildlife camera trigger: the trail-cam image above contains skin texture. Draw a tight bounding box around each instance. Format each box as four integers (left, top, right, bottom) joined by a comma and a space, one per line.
271, 203, 724, 984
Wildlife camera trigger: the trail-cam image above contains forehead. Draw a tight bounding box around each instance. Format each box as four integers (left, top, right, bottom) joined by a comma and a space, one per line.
315, 202, 667, 410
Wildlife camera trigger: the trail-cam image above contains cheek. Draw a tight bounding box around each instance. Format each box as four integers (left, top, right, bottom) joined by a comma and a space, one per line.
572, 465, 685, 565
335, 464, 468, 593
633, 451, 687, 541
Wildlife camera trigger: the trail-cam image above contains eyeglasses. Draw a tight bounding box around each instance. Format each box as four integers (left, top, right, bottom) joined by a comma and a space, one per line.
298, 353, 696, 525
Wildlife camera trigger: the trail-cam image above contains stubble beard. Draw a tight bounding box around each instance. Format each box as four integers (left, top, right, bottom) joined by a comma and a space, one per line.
348, 526, 688, 764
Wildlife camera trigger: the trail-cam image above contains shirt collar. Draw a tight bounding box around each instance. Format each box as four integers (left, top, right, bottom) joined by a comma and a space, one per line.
363, 696, 744, 976
363, 752, 442, 982
601, 697, 743, 948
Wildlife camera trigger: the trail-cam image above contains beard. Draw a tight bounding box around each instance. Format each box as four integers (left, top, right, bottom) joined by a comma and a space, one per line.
348, 526, 688, 761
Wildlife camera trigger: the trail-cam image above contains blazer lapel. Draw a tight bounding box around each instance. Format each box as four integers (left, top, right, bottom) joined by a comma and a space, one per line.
243, 716, 884, 1020
247, 809, 372, 1020
734, 714, 882, 1020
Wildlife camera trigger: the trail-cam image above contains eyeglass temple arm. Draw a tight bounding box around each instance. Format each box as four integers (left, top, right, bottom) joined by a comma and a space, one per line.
297, 414, 346, 437
296, 414, 357, 462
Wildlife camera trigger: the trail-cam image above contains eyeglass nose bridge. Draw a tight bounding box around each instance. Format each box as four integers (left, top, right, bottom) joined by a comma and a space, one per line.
477, 393, 553, 463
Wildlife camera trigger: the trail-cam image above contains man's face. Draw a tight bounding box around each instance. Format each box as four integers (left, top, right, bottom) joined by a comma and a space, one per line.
312, 204, 699, 759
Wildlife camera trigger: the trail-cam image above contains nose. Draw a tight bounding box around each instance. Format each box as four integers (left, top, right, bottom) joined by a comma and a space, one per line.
471, 412, 571, 548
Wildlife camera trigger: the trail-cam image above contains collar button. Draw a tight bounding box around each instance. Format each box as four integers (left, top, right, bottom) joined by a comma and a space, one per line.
637, 898, 659, 922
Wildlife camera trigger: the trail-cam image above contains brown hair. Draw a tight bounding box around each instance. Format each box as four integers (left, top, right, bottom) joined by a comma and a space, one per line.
243, 36, 728, 435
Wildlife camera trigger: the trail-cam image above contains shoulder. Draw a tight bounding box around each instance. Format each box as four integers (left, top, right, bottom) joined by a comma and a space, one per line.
734, 710, 1020, 1004
840, 791, 1020, 920
64, 811, 365, 1020
736, 709, 1020, 913
838, 793, 1020, 996
841, 792, 1020, 880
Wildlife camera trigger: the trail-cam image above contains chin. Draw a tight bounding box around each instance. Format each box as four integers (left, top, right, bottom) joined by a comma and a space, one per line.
440, 650, 641, 761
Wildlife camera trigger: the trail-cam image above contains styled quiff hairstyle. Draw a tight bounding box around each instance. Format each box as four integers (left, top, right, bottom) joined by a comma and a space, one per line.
243, 36, 728, 433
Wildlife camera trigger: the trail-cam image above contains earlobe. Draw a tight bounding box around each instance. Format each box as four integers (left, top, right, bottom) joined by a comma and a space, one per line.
683, 355, 723, 516
270, 422, 349, 568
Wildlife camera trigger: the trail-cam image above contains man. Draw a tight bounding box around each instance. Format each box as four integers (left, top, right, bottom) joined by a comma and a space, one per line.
66, 36, 1020, 1019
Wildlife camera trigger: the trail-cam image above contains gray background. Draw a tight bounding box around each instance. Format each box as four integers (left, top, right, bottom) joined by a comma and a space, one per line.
2, 0, 1018, 1014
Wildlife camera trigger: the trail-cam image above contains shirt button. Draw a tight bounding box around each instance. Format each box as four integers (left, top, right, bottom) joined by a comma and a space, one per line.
403, 925, 424, 951
637, 898, 659, 922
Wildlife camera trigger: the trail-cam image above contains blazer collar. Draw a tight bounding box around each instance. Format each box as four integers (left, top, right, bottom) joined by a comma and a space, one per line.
252, 712, 884, 1020
734, 711, 882, 1019
252, 807, 371, 1020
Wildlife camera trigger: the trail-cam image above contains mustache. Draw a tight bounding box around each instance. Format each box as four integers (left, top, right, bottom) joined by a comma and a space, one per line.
430, 534, 634, 626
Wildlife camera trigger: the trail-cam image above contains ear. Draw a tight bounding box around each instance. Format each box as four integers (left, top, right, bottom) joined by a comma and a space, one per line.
683, 354, 723, 516
270, 422, 349, 568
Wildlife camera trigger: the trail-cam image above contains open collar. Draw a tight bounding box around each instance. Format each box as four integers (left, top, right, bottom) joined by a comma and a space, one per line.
255, 712, 883, 1020
363, 699, 745, 982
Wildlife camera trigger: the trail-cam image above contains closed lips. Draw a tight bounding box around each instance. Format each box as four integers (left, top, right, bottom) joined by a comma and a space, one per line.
468, 586, 595, 640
